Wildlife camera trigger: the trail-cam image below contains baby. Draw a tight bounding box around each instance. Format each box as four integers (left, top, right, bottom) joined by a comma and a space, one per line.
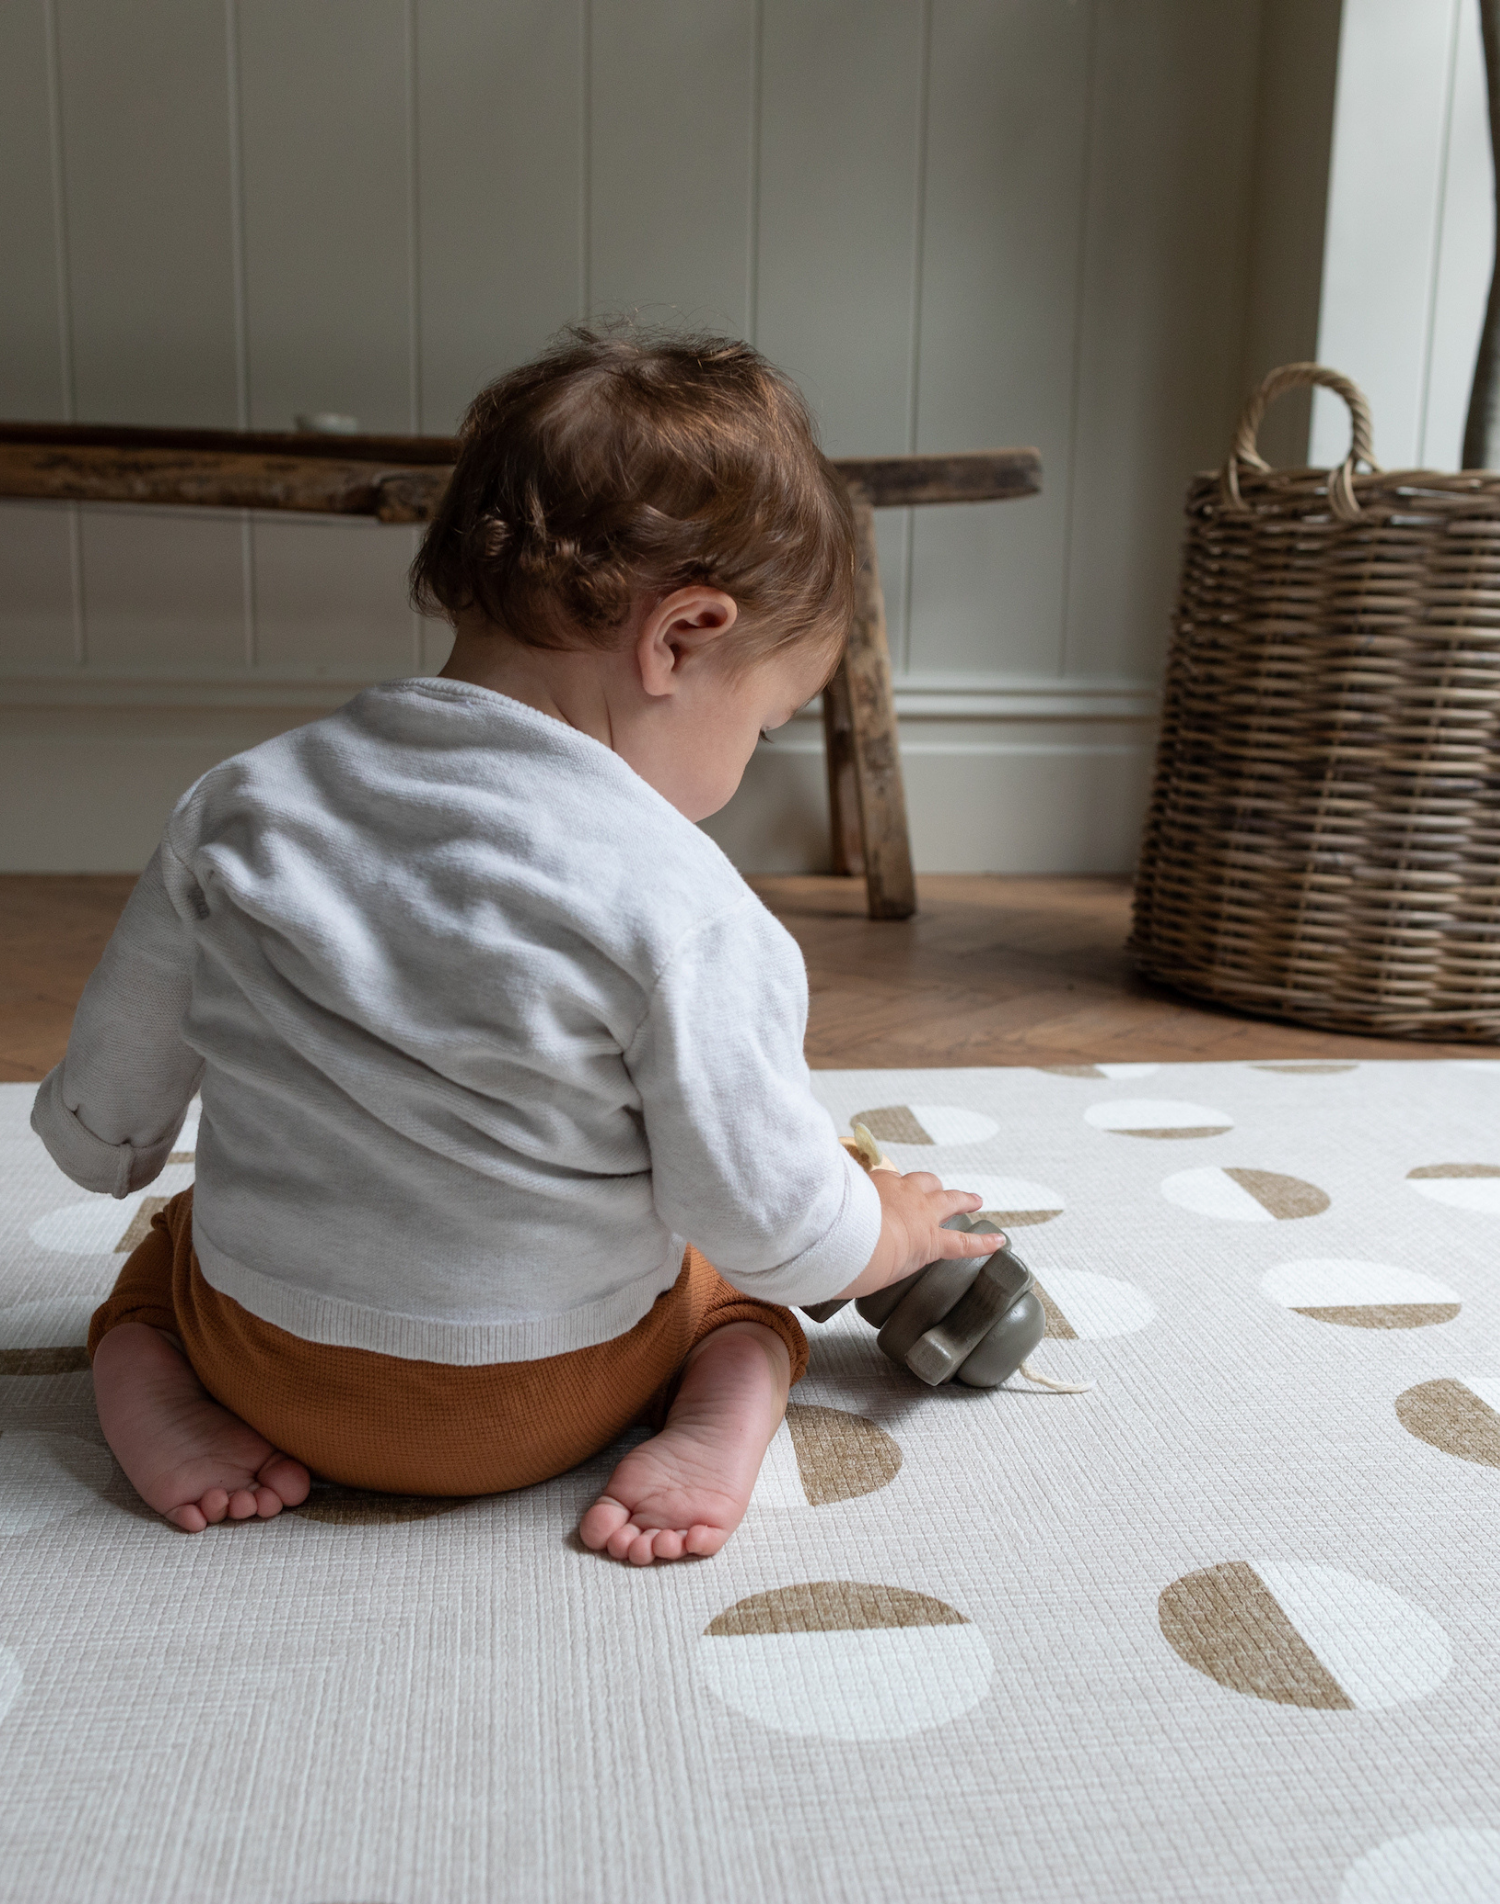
33, 328, 995, 1565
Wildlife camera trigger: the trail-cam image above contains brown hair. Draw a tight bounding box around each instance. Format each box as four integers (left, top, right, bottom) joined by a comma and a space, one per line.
410, 325, 854, 668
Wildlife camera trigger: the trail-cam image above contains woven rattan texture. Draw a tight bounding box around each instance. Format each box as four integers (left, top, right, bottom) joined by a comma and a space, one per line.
1133, 464, 1500, 1038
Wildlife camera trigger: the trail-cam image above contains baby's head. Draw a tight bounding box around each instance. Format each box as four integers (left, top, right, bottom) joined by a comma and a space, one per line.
412, 327, 855, 818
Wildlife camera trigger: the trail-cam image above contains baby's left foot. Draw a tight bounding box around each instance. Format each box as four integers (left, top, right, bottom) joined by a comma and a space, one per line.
580, 1322, 790, 1566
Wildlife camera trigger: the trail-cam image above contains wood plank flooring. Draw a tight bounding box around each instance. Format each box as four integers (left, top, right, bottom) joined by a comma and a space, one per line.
752, 875, 1487, 1068
0, 871, 1487, 1083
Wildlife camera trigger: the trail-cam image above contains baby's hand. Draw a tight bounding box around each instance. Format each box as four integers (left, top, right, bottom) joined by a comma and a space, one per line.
835, 1169, 1000, 1302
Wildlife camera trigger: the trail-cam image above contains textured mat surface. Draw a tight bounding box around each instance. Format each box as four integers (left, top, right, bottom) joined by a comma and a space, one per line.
1, 1062, 1499, 1902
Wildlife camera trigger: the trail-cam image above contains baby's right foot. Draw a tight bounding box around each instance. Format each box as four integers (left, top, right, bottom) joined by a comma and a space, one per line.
579, 1321, 791, 1566
92, 1323, 310, 1532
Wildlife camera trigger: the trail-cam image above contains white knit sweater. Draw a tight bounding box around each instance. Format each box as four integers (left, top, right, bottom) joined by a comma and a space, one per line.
32, 680, 880, 1363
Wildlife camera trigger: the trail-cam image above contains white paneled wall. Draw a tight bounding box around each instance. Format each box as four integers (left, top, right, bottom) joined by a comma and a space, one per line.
1312, 0, 1494, 473
1, 0, 1341, 873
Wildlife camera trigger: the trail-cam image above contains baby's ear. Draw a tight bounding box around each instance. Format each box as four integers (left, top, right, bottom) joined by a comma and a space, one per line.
636, 587, 738, 693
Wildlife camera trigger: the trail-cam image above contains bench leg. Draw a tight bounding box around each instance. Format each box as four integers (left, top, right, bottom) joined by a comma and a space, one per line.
825, 499, 916, 919
821, 660, 865, 877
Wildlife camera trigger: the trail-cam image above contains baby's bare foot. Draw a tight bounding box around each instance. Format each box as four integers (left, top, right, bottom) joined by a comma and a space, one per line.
92, 1322, 310, 1532
579, 1321, 791, 1567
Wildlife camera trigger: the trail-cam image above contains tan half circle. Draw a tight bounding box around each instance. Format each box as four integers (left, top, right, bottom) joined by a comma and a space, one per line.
115, 1197, 171, 1253
706, 1581, 967, 1637
0, 1348, 89, 1376
1396, 1379, 1500, 1468
850, 1106, 932, 1145
1159, 1562, 1353, 1709
1224, 1168, 1330, 1219
1293, 1304, 1460, 1330
785, 1405, 902, 1506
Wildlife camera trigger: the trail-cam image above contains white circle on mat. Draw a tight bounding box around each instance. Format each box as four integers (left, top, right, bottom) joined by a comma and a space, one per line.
1161, 1167, 1328, 1222
1254, 1564, 1451, 1710
29, 1194, 152, 1257
0, 1649, 21, 1728
1341, 1829, 1500, 1903
1406, 1166, 1500, 1215
1263, 1260, 1460, 1312
1039, 1269, 1154, 1338
0, 1433, 114, 1535
1084, 1099, 1232, 1138
696, 1584, 992, 1741
904, 1106, 999, 1146
960, 1176, 1065, 1226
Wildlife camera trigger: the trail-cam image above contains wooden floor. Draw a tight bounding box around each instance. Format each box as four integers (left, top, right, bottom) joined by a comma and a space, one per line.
1, 871, 1485, 1083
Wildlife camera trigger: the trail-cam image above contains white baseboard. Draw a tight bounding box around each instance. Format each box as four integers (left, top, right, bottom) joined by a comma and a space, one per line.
0, 681, 1159, 875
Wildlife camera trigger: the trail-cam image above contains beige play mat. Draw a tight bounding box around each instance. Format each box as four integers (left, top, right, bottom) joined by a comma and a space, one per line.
2, 1061, 1499, 1902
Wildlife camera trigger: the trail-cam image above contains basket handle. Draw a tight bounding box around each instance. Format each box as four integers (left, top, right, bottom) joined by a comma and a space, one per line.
1219, 362, 1382, 523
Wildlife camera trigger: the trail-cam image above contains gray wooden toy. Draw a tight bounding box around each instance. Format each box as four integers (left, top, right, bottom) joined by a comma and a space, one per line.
805, 1128, 1092, 1393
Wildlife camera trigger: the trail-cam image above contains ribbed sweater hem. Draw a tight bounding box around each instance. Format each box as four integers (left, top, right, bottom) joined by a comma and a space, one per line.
192, 1224, 675, 1366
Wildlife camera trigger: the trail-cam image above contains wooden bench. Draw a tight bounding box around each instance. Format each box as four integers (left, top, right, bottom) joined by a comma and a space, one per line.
0, 423, 1041, 918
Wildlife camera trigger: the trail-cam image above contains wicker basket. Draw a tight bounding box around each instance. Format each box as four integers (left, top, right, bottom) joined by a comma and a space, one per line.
1130, 362, 1500, 1039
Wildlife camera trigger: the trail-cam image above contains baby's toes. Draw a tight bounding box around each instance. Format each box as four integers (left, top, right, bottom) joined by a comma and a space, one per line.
252, 1486, 285, 1519
650, 1528, 686, 1562
579, 1495, 631, 1553
685, 1524, 729, 1558
166, 1502, 208, 1533
257, 1453, 310, 1507
197, 1486, 231, 1525
626, 1529, 662, 1567
226, 1487, 261, 1520
607, 1519, 646, 1561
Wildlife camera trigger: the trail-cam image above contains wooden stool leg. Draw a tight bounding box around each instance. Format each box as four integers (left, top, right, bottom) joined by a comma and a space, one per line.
839, 499, 916, 919
821, 660, 864, 876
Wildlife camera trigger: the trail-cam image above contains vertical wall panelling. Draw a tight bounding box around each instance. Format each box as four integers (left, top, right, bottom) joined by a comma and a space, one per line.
756, 0, 926, 656
55, 0, 240, 427
52, 0, 248, 683
906, 0, 1092, 681
0, 0, 67, 418
78, 510, 248, 678
1311, 0, 1460, 468
0, 505, 79, 675
5, 0, 1336, 873
236, 0, 415, 433
1423, 0, 1491, 471
1237, 0, 1343, 471
237, 0, 419, 684
1064, 0, 1263, 683
588, 0, 757, 335
251, 518, 422, 682
0, 2, 77, 672
415, 0, 586, 432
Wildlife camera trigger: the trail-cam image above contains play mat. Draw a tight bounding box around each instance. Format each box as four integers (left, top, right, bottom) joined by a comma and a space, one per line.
0, 1060, 1498, 1902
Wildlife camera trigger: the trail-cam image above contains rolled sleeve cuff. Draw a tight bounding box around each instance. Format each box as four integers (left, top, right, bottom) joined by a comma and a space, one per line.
719, 1150, 883, 1307
30, 1066, 170, 1198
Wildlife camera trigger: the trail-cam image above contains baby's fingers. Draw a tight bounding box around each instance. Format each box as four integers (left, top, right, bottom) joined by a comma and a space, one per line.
932, 1226, 1005, 1258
